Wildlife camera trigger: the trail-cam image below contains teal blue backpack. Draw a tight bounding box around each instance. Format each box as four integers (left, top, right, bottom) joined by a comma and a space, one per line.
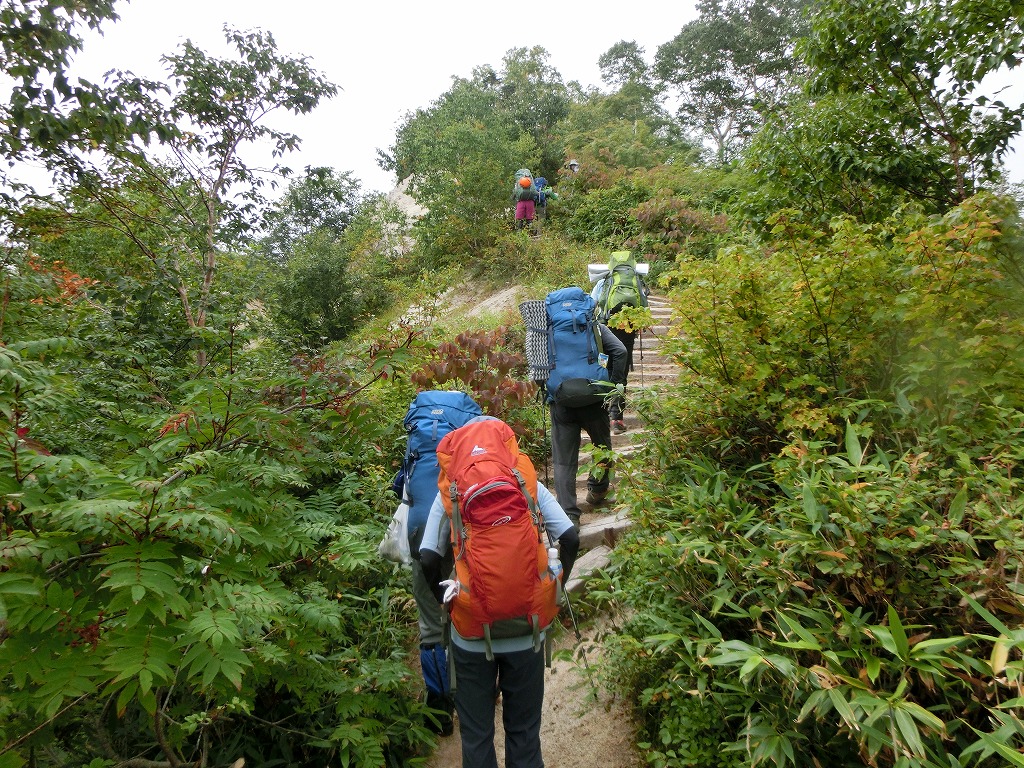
543, 287, 614, 407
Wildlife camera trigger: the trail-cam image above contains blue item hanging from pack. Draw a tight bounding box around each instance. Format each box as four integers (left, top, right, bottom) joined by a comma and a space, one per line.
543, 287, 613, 407
402, 391, 483, 551
420, 641, 449, 697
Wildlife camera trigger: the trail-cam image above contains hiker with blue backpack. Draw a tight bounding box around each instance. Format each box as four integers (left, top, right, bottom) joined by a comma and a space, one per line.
533, 176, 557, 222
540, 287, 628, 529
591, 250, 650, 434
419, 416, 580, 768
394, 390, 484, 736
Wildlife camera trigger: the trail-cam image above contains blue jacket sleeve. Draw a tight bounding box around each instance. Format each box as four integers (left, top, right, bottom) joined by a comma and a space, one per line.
537, 484, 579, 580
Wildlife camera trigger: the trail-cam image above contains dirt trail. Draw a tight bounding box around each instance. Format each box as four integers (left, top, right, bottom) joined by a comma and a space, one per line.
423, 618, 642, 768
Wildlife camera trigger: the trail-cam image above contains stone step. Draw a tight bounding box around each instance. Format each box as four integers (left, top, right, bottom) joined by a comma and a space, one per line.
632, 366, 676, 377
633, 358, 676, 369
565, 545, 612, 594
578, 510, 633, 550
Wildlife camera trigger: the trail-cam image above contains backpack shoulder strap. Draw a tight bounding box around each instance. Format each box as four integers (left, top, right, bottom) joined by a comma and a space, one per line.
510, 467, 543, 533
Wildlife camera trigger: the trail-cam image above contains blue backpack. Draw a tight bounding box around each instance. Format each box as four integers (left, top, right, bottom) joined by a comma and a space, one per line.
402, 391, 483, 549
535, 176, 548, 205
544, 287, 614, 407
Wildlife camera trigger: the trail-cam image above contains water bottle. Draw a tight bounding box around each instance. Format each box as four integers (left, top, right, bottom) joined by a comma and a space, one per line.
547, 546, 563, 602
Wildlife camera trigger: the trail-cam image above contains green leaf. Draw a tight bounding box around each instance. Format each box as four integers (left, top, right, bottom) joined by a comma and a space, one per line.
864, 654, 881, 682
960, 590, 1014, 637
802, 479, 820, 527
947, 485, 968, 525
892, 707, 924, 757
886, 604, 910, 661
827, 688, 859, 730
844, 420, 863, 468
739, 654, 766, 680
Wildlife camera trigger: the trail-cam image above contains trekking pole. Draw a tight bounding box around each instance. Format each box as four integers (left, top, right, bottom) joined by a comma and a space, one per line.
545, 532, 595, 684
541, 387, 551, 486
562, 588, 593, 678
638, 328, 645, 389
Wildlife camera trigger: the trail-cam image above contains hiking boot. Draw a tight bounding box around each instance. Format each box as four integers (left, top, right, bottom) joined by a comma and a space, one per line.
426, 692, 455, 737
612, 419, 627, 434
567, 511, 581, 532
585, 489, 608, 506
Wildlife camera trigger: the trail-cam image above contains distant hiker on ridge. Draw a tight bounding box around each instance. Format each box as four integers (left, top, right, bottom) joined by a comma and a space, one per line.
513, 168, 540, 231
533, 176, 558, 225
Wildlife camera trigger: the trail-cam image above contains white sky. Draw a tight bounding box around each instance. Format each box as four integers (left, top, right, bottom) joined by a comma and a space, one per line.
69, 0, 700, 194
47, 0, 1024, 195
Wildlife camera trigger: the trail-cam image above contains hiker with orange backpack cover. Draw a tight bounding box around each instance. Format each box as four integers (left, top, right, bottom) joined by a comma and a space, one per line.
513, 169, 540, 231
419, 416, 579, 768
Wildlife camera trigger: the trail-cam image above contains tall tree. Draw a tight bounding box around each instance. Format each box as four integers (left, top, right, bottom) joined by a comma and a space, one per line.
0, 0, 167, 205
599, 40, 656, 91
383, 47, 573, 183
801, 0, 1024, 205
495, 46, 574, 177
260, 166, 362, 263
655, 0, 809, 163
23, 26, 338, 367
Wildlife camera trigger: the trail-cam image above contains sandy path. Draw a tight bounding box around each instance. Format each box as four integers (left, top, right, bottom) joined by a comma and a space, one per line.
423, 617, 642, 768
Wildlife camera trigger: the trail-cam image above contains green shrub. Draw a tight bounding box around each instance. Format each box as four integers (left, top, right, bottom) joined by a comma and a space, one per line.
606, 194, 1024, 768
563, 180, 653, 247
0, 254, 438, 766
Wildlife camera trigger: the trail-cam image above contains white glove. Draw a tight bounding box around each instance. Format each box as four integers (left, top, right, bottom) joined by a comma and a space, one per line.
440, 579, 460, 604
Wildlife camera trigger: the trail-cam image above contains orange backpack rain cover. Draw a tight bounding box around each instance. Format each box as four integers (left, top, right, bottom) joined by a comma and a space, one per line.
436, 419, 559, 641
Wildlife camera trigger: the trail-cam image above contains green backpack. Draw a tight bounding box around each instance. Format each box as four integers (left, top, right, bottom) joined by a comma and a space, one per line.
597, 251, 648, 321
514, 182, 537, 202
513, 168, 537, 202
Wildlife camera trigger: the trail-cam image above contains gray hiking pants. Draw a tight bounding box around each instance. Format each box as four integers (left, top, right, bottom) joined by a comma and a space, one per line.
550, 401, 613, 520
411, 557, 444, 645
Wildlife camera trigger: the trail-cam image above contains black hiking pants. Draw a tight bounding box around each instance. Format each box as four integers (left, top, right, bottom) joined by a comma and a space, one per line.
607, 326, 636, 420
452, 643, 545, 768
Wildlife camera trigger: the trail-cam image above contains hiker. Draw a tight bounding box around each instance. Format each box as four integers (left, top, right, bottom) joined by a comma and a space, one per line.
396, 391, 483, 736
534, 176, 557, 222
591, 250, 650, 434
543, 287, 629, 528
513, 169, 540, 231
419, 416, 580, 768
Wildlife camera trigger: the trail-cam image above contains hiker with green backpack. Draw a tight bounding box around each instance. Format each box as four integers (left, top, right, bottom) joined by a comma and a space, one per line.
591, 250, 650, 434
512, 168, 540, 231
